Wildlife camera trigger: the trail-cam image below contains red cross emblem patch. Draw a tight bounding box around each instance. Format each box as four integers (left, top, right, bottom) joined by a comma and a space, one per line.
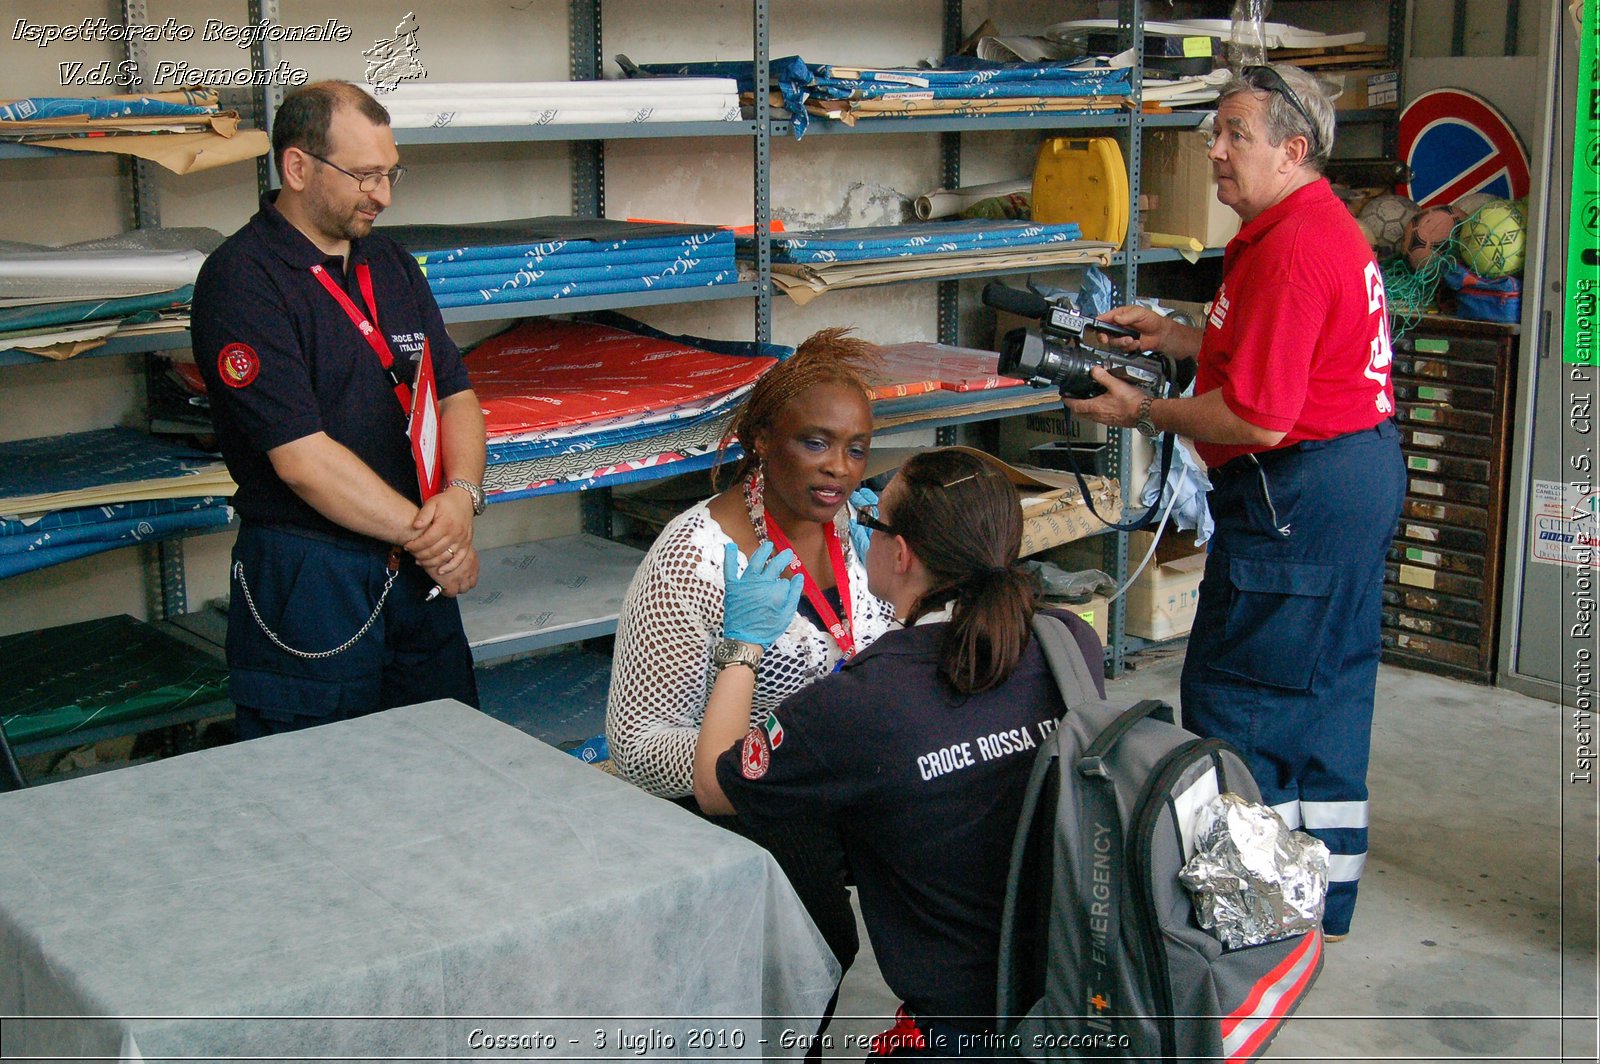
218, 343, 260, 388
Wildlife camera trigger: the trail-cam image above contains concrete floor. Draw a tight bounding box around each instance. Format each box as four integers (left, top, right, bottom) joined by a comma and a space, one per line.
822, 649, 1599, 1063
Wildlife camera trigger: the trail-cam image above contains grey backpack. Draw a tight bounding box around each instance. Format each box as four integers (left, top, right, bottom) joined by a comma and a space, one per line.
995, 615, 1323, 1061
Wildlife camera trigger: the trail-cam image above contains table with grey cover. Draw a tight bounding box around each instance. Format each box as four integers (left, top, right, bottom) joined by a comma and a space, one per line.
0, 700, 840, 1061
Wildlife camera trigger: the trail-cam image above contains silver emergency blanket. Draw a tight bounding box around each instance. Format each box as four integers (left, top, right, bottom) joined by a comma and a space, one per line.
1179, 792, 1329, 949
0, 700, 840, 1060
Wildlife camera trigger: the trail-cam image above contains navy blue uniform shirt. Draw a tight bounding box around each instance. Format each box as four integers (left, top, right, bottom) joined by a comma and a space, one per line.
718, 609, 1104, 1027
191, 194, 472, 545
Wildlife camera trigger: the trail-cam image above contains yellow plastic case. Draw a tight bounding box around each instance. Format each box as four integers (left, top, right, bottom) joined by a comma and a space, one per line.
1030, 136, 1129, 247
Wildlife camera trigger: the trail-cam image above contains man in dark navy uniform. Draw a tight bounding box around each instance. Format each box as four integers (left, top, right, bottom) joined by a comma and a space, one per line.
192, 81, 485, 738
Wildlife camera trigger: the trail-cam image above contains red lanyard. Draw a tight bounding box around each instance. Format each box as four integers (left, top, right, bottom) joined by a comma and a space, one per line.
310, 262, 412, 413
763, 512, 856, 659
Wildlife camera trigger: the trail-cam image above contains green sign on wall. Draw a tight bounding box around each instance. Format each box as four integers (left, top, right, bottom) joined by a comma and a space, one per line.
1569, 4, 1599, 364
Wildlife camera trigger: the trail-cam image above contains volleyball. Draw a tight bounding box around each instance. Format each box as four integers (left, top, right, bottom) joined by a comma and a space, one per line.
1456, 198, 1528, 278
1357, 194, 1418, 256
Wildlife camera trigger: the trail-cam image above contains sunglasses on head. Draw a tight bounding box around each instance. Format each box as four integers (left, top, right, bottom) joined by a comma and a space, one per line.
1241, 65, 1324, 158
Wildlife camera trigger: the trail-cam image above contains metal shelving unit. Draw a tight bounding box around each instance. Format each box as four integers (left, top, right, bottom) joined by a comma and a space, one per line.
0, 332, 194, 368
6, 0, 1404, 674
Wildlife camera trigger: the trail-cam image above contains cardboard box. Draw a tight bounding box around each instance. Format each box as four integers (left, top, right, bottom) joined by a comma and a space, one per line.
925, 446, 1122, 558
1061, 593, 1109, 645
1129, 528, 1206, 564
998, 408, 1156, 483
1329, 69, 1398, 111
1141, 130, 1240, 249
1125, 530, 1207, 641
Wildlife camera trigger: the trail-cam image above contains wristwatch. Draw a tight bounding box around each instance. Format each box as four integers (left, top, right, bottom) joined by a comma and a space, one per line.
712, 638, 764, 674
1134, 396, 1159, 439
448, 478, 487, 516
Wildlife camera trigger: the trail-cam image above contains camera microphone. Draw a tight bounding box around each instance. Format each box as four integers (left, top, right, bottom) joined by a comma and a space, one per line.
981, 281, 1052, 320
982, 283, 1170, 400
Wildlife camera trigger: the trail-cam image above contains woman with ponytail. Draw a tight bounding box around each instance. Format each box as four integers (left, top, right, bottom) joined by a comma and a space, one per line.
693, 447, 1103, 1059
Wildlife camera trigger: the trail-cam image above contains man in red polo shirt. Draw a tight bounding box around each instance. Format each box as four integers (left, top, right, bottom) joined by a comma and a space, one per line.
1064, 64, 1406, 940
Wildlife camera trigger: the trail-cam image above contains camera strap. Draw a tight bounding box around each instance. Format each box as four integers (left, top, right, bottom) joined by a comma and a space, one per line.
1061, 417, 1178, 533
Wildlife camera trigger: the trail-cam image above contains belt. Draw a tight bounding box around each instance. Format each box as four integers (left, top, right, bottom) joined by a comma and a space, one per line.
241, 518, 396, 557
1218, 418, 1397, 477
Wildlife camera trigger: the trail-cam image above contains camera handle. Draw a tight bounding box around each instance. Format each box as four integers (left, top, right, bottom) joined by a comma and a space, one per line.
1060, 354, 1183, 533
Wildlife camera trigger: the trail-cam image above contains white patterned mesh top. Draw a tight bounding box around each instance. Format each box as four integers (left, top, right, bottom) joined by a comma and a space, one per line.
606, 499, 898, 799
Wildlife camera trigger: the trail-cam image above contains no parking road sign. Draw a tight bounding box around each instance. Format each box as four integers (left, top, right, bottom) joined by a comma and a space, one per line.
1397, 88, 1530, 209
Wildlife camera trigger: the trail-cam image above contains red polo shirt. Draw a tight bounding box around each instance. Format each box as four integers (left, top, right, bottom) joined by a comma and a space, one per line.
1194, 178, 1395, 469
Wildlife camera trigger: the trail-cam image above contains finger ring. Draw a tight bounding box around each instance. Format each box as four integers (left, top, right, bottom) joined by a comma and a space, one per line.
446, 546, 456, 558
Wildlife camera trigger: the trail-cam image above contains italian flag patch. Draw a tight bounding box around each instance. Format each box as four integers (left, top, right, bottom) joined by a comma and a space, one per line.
762, 713, 784, 750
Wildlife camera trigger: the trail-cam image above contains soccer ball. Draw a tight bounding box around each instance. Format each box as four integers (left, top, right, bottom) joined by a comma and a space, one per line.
1457, 198, 1528, 278
1357, 194, 1418, 256
1451, 192, 1495, 218
1401, 204, 1465, 270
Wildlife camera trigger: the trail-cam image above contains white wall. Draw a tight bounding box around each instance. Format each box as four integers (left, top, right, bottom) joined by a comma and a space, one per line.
0, 0, 1116, 636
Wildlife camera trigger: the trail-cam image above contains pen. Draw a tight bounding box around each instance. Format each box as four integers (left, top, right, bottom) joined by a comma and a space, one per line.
425, 584, 442, 602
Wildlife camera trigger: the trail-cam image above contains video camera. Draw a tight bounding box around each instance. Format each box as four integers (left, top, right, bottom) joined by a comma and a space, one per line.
983, 282, 1181, 400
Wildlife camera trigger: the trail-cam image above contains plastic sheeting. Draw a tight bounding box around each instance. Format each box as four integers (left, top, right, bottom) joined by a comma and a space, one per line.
0, 614, 229, 744
433, 266, 738, 308
375, 78, 740, 128
469, 317, 778, 439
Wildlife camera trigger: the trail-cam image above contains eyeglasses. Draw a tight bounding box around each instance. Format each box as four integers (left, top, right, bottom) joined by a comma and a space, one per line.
1240, 65, 1324, 159
305, 151, 407, 193
855, 509, 897, 537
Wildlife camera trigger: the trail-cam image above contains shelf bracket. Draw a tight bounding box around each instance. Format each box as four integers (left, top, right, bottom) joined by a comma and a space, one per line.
754, 0, 773, 343
570, 0, 605, 217
120, 0, 160, 228
581, 488, 615, 539
249, 0, 284, 196
147, 540, 188, 621
935, 1, 962, 350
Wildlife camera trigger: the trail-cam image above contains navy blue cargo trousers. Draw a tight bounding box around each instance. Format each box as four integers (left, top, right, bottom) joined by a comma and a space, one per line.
1180, 420, 1405, 936
228, 521, 479, 739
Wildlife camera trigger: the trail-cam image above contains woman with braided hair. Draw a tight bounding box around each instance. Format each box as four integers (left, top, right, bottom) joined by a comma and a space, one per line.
607, 326, 897, 802
692, 447, 1103, 1060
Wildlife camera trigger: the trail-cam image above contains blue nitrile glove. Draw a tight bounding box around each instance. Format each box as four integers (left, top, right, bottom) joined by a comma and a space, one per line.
848, 486, 879, 562
723, 541, 805, 647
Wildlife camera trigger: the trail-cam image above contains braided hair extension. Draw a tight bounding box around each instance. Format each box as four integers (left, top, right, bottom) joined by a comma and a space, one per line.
717, 326, 880, 481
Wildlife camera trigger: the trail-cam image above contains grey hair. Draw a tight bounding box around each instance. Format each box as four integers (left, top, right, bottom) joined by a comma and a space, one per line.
1218, 64, 1336, 172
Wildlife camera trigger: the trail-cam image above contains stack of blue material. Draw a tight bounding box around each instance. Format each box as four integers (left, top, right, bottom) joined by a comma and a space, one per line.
621, 56, 1130, 137
0, 429, 234, 578
383, 218, 740, 309
0, 497, 232, 579
749, 219, 1086, 264
807, 59, 1130, 102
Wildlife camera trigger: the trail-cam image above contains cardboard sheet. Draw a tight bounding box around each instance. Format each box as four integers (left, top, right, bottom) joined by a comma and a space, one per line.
772, 243, 1117, 304
0, 428, 234, 517
41, 126, 270, 174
